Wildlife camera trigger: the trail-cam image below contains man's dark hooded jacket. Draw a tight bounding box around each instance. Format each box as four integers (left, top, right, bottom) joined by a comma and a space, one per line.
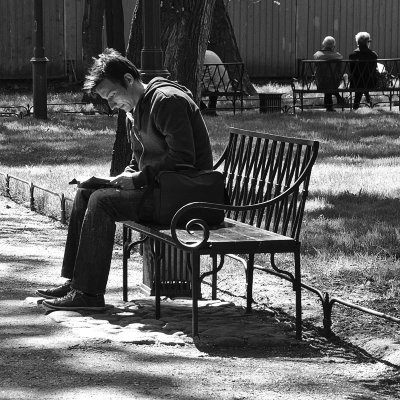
125, 78, 213, 188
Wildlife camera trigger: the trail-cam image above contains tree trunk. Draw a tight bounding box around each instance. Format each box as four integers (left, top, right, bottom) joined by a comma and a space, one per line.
126, 0, 142, 67
82, 0, 105, 74
110, 112, 132, 176
104, 0, 125, 54
81, 0, 105, 105
208, 0, 256, 95
127, 0, 215, 103
104, 0, 131, 176
109, 0, 143, 176
127, 0, 253, 98
160, 0, 216, 103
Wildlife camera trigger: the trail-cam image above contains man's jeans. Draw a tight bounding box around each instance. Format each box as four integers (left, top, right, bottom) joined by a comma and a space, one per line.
61, 187, 153, 295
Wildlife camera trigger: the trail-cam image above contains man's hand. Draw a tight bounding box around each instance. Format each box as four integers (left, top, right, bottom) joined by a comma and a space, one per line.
110, 172, 136, 190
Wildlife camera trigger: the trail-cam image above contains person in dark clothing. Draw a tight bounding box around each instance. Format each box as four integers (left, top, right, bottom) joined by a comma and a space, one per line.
36, 48, 213, 311
349, 32, 378, 110
313, 36, 345, 112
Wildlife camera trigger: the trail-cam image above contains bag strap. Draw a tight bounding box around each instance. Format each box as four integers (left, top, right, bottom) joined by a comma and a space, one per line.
175, 164, 196, 171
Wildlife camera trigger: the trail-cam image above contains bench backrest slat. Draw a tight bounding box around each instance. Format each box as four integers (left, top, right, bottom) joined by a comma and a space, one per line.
217, 128, 319, 241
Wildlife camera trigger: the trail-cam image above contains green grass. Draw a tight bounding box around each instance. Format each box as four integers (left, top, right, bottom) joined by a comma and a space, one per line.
1, 88, 400, 306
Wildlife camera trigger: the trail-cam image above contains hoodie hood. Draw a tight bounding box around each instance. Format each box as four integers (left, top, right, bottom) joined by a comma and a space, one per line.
134, 77, 195, 130
143, 77, 194, 102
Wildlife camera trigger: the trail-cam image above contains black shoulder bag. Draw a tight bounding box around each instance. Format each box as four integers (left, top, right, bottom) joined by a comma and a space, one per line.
150, 167, 226, 226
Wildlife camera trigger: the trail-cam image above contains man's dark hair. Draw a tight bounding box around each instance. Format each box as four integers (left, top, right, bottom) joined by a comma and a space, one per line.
83, 48, 141, 93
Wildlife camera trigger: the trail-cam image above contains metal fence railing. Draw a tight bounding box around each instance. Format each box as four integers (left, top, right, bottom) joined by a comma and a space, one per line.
0, 100, 117, 119
0, 172, 73, 224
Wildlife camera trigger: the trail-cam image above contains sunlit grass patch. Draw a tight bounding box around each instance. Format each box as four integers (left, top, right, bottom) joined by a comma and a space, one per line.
0, 114, 116, 167
311, 161, 400, 197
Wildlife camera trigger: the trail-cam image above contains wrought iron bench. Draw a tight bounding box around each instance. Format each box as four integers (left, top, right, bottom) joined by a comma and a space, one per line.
200, 62, 245, 114
292, 58, 400, 112
121, 127, 319, 339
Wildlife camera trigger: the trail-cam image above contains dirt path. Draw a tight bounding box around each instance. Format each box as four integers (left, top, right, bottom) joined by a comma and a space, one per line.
1, 195, 400, 400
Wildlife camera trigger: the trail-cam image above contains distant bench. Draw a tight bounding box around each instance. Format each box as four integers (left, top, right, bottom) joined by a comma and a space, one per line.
200, 62, 245, 114
121, 127, 319, 340
291, 58, 400, 112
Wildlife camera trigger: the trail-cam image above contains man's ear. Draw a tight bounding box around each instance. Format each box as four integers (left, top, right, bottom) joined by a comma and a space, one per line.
124, 73, 135, 86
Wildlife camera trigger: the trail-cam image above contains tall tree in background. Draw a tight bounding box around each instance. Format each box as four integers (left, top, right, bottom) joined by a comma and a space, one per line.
125, 1, 142, 67
104, 0, 132, 176
127, 0, 252, 98
109, 1, 142, 176
81, 0, 105, 106
127, 0, 215, 102
81, 0, 130, 176
82, 0, 105, 73
104, 0, 125, 54
160, 0, 216, 103
208, 0, 256, 95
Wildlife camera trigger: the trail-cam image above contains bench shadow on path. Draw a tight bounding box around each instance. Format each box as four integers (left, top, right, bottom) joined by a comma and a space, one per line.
43, 288, 384, 365
2, 250, 392, 366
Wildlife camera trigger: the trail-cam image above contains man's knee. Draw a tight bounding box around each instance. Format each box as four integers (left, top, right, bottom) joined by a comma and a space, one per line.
86, 189, 110, 208
72, 188, 94, 210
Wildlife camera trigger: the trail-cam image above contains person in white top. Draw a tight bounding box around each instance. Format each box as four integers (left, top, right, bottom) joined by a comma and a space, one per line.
201, 50, 230, 116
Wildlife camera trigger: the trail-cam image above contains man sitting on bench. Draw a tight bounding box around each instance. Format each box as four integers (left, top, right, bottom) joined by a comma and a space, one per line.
36, 48, 214, 311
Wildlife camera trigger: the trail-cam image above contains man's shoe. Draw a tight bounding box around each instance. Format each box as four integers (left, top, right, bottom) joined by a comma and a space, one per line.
36, 280, 71, 299
42, 289, 106, 311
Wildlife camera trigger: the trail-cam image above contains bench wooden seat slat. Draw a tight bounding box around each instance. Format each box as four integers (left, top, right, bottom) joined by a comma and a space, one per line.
122, 218, 296, 254
122, 127, 319, 340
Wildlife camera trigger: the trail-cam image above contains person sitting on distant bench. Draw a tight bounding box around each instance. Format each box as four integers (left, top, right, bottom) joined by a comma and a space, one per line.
349, 32, 378, 110
200, 50, 230, 116
313, 36, 345, 112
